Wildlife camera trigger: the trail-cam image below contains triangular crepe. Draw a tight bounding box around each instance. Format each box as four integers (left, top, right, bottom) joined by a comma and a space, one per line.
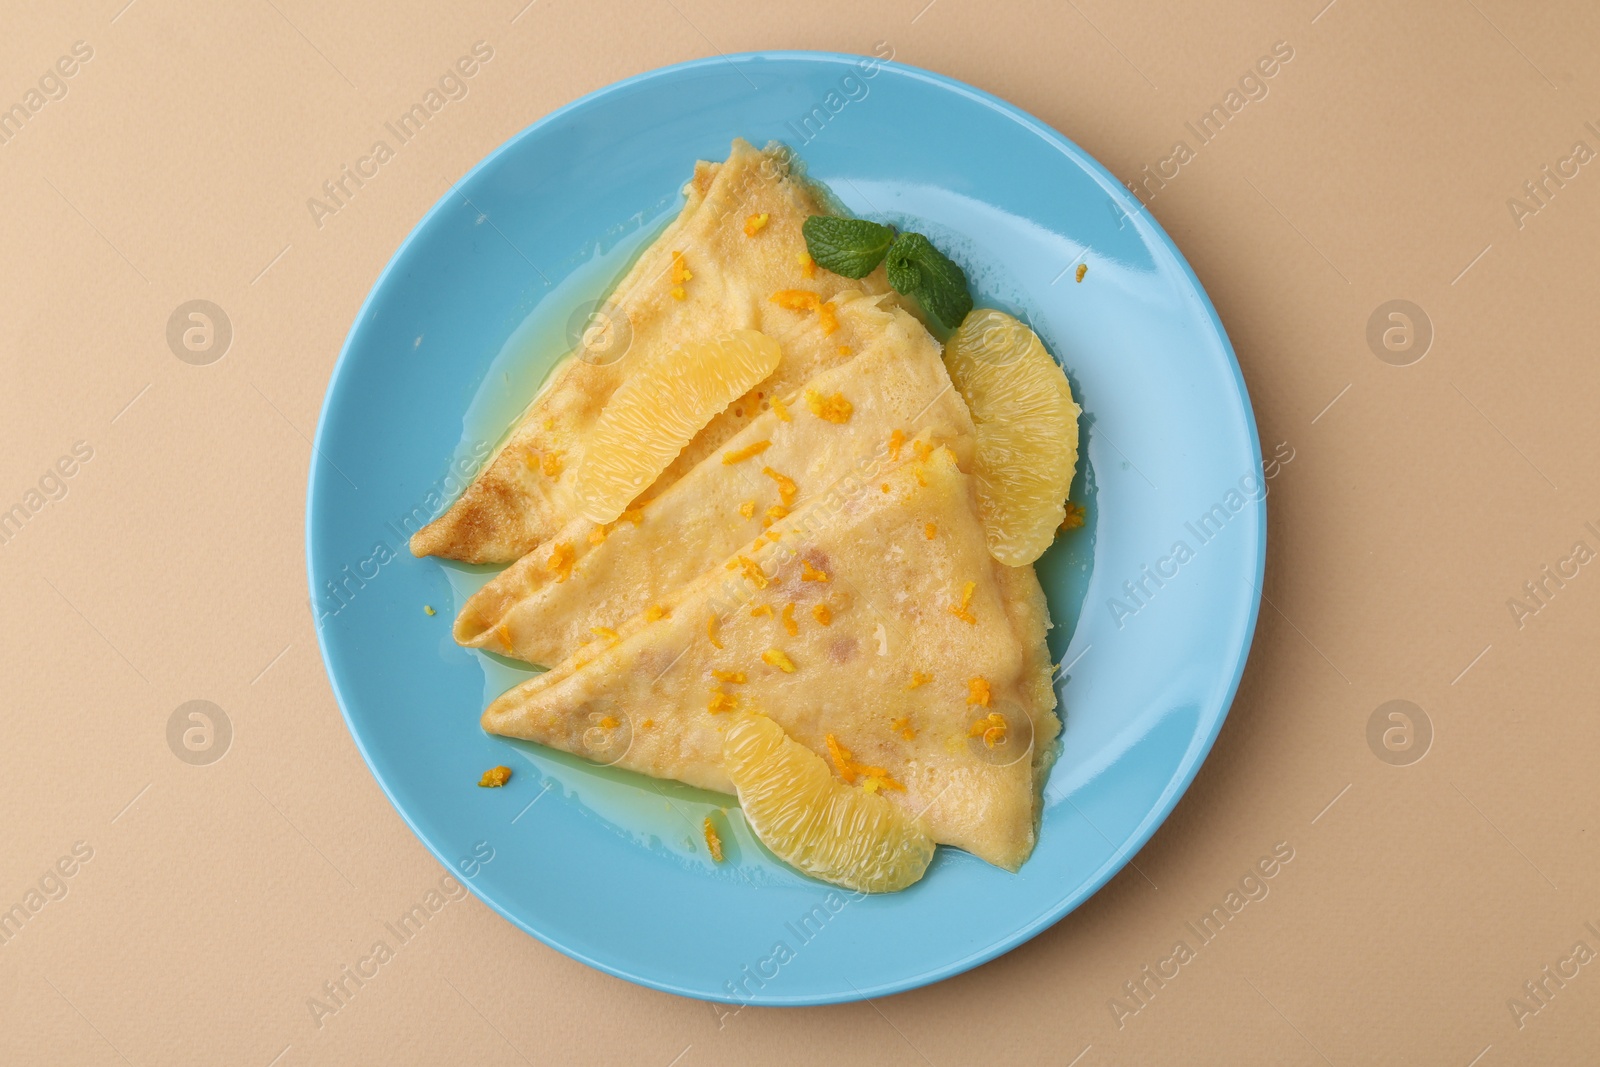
480, 445, 1059, 870
411, 139, 891, 563
454, 291, 976, 667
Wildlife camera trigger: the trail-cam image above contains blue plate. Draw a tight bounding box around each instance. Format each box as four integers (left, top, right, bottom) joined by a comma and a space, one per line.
308, 51, 1264, 1006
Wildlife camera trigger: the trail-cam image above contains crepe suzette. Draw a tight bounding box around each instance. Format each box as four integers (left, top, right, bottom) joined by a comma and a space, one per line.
409, 138, 889, 564
480, 444, 1059, 872
453, 290, 975, 668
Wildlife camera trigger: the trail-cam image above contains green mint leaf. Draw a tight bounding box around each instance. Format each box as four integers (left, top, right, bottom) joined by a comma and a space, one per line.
884, 232, 973, 329
802, 216, 895, 279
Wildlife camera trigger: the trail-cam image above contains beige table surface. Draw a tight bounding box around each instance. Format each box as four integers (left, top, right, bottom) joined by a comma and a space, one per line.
5, 0, 1600, 1063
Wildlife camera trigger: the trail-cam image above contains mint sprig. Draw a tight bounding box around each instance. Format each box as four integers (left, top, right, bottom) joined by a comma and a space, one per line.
802, 215, 973, 330
801, 216, 895, 279
884, 232, 972, 330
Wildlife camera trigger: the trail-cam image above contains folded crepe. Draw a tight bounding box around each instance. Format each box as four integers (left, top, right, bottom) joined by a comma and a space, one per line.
455, 291, 976, 667
411, 138, 891, 563
481, 445, 1059, 871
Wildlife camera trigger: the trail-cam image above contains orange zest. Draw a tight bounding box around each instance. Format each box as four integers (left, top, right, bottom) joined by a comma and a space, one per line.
704, 817, 725, 861
762, 648, 797, 673
804, 389, 853, 423
735, 555, 769, 589
761, 466, 798, 505
743, 212, 770, 236
708, 688, 739, 713
812, 603, 832, 626
906, 671, 932, 690
800, 560, 829, 583
969, 711, 1007, 748
722, 440, 772, 465
925, 522, 937, 539
769, 288, 821, 312
948, 580, 977, 625
771, 395, 791, 422
707, 613, 723, 649
781, 602, 799, 636
825, 733, 904, 791
967, 676, 992, 707
712, 669, 747, 684
547, 541, 576, 583
888, 429, 906, 461
478, 765, 512, 788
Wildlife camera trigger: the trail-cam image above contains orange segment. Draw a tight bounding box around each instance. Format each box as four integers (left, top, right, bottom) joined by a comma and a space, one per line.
943, 309, 1080, 565
573, 330, 782, 524
723, 714, 934, 893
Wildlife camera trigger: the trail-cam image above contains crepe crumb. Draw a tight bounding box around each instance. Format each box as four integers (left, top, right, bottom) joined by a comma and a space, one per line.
423, 604, 436, 616
735, 555, 770, 589
892, 716, 917, 741
739, 499, 756, 519
704, 817, 725, 861
618, 507, 645, 526
743, 212, 770, 237
888, 429, 906, 461
1061, 502, 1086, 531
478, 766, 512, 788
967, 676, 992, 707
771, 395, 791, 422
588, 526, 608, 544
781, 602, 799, 636
970, 711, 1007, 748
645, 605, 670, 622
817, 300, 840, 335
762, 466, 798, 505
812, 603, 832, 626
805, 389, 853, 423
925, 523, 937, 540
722, 440, 772, 465
707, 614, 723, 649
1076, 263, 1088, 283
801, 560, 829, 582
540, 450, 564, 477
797, 251, 817, 278
762, 648, 797, 673
546, 541, 576, 582
713, 669, 747, 684
770, 288, 821, 312
708, 689, 739, 713
948, 580, 977, 625
907, 671, 932, 690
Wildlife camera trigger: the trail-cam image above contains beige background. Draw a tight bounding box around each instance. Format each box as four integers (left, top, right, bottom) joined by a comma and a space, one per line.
3, 0, 1598, 1062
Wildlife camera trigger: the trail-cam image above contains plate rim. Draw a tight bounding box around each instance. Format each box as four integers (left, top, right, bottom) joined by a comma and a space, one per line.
306, 47, 1266, 1006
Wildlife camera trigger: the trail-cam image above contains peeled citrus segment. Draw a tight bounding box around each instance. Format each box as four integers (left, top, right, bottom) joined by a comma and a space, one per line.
943, 309, 1080, 565
573, 329, 782, 524
723, 714, 935, 893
